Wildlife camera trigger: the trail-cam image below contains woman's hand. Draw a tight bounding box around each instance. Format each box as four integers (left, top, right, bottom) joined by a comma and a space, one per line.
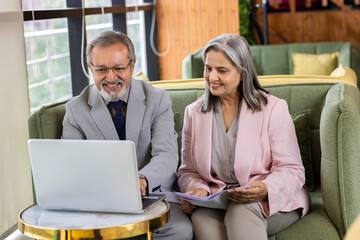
228, 181, 268, 203
179, 188, 209, 214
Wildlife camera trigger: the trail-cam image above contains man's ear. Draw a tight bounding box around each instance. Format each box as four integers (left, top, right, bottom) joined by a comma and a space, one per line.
130, 60, 136, 74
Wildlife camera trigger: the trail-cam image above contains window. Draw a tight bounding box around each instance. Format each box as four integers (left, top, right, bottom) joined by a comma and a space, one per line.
127, 10, 147, 76
23, 0, 152, 112
22, 0, 67, 10
24, 19, 72, 112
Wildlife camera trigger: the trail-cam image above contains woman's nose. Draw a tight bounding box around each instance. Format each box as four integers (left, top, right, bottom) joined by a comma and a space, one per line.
209, 71, 219, 81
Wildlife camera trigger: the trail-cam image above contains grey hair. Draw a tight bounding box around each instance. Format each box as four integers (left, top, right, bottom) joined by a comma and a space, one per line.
200, 34, 268, 113
86, 30, 136, 64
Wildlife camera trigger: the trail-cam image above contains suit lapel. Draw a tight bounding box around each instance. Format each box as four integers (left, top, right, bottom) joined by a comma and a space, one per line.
126, 80, 146, 146
88, 85, 119, 140
234, 99, 263, 185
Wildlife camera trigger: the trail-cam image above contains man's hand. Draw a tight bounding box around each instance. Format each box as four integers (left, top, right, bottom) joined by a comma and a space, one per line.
139, 178, 147, 196
179, 188, 208, 214
228, 181, 268, 203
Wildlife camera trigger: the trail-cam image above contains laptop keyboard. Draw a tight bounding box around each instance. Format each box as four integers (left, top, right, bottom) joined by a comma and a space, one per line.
141, 194, 165, 210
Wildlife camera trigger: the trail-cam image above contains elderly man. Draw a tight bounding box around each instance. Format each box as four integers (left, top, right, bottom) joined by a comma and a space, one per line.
62, 30, 192, 240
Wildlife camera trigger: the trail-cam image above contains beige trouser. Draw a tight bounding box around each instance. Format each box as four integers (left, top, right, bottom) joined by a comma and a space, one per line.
191, 202, 301, 240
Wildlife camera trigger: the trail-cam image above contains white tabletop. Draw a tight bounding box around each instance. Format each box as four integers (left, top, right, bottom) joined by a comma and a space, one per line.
20, 201, 169, 230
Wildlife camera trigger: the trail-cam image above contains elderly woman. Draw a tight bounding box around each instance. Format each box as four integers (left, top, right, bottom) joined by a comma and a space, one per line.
177, 34, 310, 240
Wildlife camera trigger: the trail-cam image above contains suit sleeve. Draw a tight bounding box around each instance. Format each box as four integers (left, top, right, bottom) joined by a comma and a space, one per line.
62, 102, 86, 139
177, 104, 210, 193
262, 99, 306, 216
138, 91, 178, 193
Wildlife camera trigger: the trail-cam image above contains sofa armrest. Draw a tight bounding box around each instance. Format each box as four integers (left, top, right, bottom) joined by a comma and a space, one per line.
28, 101, 68, 139
182, 48, 204, 79
320, 82, 360, 237
28, 112, 40, 139
350, 45, 360, 86
182, 54, 193, 79
339, 43, 360, 86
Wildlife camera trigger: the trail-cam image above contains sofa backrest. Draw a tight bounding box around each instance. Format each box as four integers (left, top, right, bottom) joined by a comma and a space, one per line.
182, 42, 360, 86
251, 42, 354, 76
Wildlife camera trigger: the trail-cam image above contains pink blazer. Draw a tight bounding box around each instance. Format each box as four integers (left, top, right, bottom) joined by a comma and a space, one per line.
177, 95, 310, 217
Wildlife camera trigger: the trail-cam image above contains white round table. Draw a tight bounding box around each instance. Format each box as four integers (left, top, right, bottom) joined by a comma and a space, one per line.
18, 200, 170, 240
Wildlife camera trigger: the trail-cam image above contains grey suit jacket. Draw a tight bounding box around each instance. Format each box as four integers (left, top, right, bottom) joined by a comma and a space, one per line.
62, 79, 179, 202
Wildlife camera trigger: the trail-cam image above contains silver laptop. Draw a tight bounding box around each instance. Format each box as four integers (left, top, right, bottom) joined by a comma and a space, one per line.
28, 139, 165, 213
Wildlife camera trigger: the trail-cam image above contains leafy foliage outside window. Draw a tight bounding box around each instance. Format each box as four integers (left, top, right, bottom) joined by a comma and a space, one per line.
239, 0, 256, 45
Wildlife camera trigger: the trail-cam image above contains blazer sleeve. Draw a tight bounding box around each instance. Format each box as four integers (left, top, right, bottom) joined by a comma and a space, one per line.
62, 102, 86, 139
177, 104, 210, 193
138, 91, 178, 193
262, 99, 306, 216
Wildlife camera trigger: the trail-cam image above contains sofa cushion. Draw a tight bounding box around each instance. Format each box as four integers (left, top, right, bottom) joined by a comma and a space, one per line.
292, 52, 339, 75
291, 109, 314, 191
270, 187, 340, 239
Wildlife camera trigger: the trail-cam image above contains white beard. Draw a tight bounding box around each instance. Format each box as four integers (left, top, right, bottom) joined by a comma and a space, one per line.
99, 79, 129, 102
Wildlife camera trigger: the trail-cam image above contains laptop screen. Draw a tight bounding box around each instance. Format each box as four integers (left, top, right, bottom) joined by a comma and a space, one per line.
28, 139, 153, 213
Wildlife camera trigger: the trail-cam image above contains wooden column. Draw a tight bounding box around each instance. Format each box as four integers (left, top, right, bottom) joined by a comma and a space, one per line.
288, 0, 297, 43
156, 0, 239, 80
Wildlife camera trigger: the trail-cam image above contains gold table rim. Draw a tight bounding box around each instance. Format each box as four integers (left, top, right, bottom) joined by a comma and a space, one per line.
18, 200, 170, 239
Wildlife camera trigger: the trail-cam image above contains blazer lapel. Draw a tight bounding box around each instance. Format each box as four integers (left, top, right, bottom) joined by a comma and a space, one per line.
126, 80, 146, 146
193, 106, 227, 192
88, 85, 119, 140
234, 99, 263, 185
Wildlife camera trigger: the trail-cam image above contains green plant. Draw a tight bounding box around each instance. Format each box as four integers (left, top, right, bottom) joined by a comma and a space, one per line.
239, 0, 256, 45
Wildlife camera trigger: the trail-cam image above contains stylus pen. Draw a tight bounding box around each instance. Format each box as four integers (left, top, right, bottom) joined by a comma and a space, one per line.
142, 196, 159, 199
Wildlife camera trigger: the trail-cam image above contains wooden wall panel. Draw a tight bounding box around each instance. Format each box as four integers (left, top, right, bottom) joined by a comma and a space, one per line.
256, 10, 360, 50
156, 0, 240, 80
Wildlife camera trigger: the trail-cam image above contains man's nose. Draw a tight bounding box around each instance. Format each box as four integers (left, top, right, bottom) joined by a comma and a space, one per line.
106, 68, 118, 81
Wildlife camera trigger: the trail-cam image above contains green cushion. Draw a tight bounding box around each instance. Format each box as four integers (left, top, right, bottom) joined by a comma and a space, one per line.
291, 109, 314, 191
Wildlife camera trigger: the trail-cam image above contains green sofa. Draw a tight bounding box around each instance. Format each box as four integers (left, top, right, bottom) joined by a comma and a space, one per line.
182, 42, 360, 86
28, 81, 360, 239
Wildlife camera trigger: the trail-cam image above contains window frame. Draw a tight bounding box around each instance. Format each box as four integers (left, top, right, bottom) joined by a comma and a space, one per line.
23, 0, 158, 97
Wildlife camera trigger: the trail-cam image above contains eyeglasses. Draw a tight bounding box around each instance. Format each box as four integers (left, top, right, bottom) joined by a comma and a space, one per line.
91, 60, 132, 76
